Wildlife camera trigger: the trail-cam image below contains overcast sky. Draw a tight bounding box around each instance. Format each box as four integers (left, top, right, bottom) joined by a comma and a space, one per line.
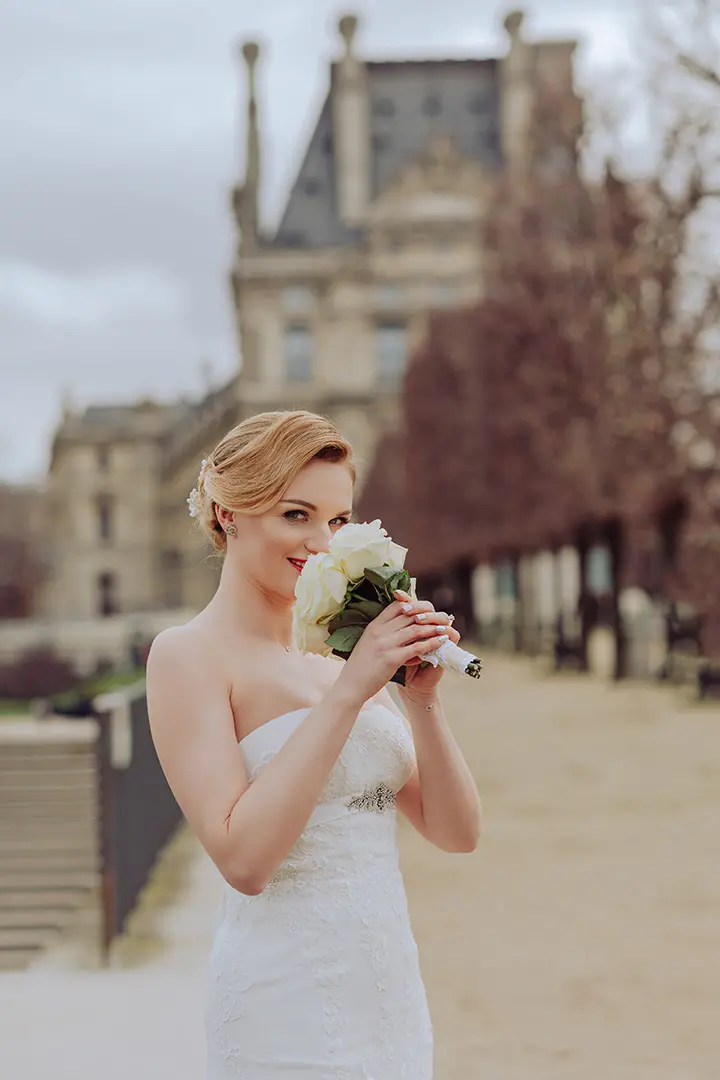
0, 0, 639, 482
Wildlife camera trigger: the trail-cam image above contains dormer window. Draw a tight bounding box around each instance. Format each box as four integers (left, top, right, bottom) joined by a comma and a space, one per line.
422, 95, 442, 117
468, 92, 489, 115
373, 98, 395, 117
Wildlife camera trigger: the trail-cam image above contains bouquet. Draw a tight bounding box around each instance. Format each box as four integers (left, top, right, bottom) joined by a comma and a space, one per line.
292, 519, 482, 686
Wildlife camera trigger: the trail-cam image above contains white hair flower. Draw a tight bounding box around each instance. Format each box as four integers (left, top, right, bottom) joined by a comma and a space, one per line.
187, 487, 202, 518
187, 457, 211, 518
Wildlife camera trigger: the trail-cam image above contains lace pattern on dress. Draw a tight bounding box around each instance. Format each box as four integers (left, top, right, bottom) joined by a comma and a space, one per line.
206, 703, 433, 1079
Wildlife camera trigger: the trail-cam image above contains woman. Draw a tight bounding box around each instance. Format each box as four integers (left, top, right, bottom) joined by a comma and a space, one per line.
146, 409, 482, 1079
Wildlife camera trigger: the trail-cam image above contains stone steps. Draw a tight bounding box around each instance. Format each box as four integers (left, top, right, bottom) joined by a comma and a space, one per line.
0, 925, 60, 951
0, 868, 98, 891
0, 888, 91, 909
0, 718, 101, 971
0, 943, 40, 970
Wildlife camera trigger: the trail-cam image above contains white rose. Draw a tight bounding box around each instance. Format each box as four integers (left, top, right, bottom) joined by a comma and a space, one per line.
292, 612, 333, 656
294, 551, 348, 623
329, 519, 407, 581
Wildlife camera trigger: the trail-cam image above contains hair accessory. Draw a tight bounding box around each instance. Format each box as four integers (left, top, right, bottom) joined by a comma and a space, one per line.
187, 457, 211, 518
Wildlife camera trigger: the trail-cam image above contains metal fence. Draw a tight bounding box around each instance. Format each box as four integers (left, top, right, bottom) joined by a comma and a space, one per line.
95, 685, 183, 959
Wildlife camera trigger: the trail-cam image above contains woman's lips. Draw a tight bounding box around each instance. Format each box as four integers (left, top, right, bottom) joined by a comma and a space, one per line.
288, 559, 306, 572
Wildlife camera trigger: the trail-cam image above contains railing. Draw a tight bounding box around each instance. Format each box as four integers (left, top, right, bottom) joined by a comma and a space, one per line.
94, 682, 183, 960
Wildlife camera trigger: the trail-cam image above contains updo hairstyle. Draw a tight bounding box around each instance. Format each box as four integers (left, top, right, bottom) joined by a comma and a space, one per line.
191, 410, 356, 553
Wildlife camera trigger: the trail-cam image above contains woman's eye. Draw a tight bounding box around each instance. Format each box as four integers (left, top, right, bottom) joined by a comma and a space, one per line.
285, 511, 350, 526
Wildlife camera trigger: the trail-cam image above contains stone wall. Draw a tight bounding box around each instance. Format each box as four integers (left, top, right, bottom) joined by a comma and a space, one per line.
0, 608, 195, 677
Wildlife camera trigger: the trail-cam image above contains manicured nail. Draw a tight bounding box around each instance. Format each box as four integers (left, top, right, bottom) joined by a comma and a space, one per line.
402, 603, 414, 614
435, 625, 447, 634
416, 613, 428, 621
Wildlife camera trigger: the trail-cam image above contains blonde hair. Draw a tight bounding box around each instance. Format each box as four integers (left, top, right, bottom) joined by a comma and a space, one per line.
190, 410, 356, 553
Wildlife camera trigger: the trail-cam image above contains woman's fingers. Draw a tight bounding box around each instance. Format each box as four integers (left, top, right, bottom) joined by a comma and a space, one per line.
413, 611, 453, 626
398, 635, 448, 663
393, 622, 449, 649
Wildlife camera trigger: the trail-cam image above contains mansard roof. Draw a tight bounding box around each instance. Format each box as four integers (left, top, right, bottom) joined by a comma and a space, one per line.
270, 58, 501, 251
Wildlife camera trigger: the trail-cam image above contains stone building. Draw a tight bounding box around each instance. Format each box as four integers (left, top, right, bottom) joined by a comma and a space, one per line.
42, 9, 581, 622
0, 482, 47, 618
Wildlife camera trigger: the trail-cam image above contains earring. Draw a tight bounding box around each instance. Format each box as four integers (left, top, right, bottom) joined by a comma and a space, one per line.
226, 524, 237, 538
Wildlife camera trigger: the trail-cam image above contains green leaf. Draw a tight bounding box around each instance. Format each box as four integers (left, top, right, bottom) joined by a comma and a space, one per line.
388, 569, 411, 596
327, 608, 369, 633
348, 598, 385, 619
364, 566, 398, 589
324, 625, 365, 653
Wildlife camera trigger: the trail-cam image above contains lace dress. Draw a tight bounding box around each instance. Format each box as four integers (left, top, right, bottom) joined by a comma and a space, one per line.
205, 700, 434, 1079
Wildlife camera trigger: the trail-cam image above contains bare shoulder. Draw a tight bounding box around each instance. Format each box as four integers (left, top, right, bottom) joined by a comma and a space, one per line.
146, 620, 229, 735
146, 621, 194, 671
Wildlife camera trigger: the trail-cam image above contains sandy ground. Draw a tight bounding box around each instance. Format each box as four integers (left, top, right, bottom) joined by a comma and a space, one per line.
402, 653, 720, 1080
0, 651, 718, 1079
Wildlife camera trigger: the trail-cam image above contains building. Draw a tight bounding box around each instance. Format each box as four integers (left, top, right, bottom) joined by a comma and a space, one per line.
0, 482, 47, 619
42, 9, 581, 623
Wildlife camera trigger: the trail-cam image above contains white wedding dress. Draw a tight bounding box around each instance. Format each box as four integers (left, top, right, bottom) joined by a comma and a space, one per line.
205, 699, 434, 1079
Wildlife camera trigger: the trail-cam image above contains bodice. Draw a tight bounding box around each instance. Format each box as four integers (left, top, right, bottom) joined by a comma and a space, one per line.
226, 701, 416, 897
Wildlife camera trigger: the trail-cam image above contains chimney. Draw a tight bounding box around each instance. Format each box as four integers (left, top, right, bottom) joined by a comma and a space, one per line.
332, 14, 371, 227
232, 40, 262, 250
500, 9, 534, 199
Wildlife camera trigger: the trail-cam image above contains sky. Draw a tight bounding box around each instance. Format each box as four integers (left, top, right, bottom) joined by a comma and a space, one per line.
0, 0, 639, 482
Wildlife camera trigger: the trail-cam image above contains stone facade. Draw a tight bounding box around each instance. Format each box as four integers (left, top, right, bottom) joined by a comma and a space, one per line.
0, 482, 47, 618
40, 9, 581, 623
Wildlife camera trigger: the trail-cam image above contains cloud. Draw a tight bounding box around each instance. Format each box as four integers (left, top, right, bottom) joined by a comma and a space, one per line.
0, 263, 185, 330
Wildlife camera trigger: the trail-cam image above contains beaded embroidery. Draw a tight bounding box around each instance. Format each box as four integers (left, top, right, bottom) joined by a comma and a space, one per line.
347, 783, 397, 814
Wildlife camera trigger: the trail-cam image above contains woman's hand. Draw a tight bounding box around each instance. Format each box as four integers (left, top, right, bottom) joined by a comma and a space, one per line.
337, 597, 453, 706
392, 589, 460, 704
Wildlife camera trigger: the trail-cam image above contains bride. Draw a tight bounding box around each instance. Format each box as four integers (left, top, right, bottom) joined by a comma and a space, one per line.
146, 409, 482, 1079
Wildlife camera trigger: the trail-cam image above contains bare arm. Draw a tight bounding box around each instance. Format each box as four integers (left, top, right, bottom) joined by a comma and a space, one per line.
146, 627, 364, 896
146, 606, 447, 895
379, 686, 482, 853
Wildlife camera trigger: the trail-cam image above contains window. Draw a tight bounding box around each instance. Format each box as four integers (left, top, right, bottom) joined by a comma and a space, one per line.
279, 230, 307, 248
422, 95, 442, 117
161, 549, 183, 609
429, 281, 457, 307
96, 496, 113, 543
468, 91, 489, 115
373, 97, 395, 117
98, 572, 119, 617
375, 284, 402, 309
284, 325, 313, 382
376, 321, 407, 385
281, 286, 313, 314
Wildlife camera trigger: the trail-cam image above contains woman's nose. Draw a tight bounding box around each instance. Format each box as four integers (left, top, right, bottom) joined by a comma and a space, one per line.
305, 524, 332, 554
